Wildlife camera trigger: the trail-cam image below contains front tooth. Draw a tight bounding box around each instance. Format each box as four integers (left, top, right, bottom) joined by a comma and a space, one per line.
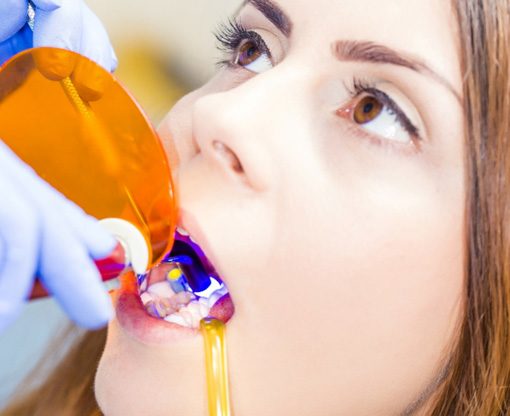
179, 309, 194, 326
140, 292, 154, 305
164, 314, 188, 326
168, 292, 195, 311
187, 302, 203, 321
145, 300, 167, 318
147, 281, 175, 299
177, 227, 189, 236
198, 302, 209, 318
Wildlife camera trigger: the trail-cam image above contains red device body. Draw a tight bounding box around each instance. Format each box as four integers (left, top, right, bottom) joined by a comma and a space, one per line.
30, 242, 127, 300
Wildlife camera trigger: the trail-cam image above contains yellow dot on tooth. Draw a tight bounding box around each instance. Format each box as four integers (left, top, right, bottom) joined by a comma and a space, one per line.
167, 268, 183, 281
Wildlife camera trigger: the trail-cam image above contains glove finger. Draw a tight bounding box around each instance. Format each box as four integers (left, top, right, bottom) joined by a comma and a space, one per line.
33, 47, 77, 81
40, 186, 117, 260
71, 57, 114, 102
33, 0, 117, 73
0, 141, 116, 260
0, 0, 28, 43
38, 207, 113, 329
79, 3, 117, 72
0, 141, 114, 329
0, 175, 39, 333
33, 0, 82, 53
31, 0, 62, 12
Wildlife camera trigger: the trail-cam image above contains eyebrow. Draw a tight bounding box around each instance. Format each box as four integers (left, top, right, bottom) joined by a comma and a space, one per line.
240, 0, 461, 102
333, 40, 462, 102
242, 0, 293, 37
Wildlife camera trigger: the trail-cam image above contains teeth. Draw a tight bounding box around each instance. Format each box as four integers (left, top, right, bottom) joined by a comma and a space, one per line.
160, 299, 211, 329
140, 292, 154, 305
147, 281, 175, 299
141, 294, 216, 329
142, 292, 195, 319
198, 302, 209, 317
139, 251, 229, 327
164, 314, 188, 326
187, 301, 206, 323
175, 300, 211, 329
140, 284, 218, 328
145, 300, 166, 318
179, 309, 193, 327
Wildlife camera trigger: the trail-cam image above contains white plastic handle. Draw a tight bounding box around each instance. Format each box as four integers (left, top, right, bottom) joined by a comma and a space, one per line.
99, 218, 149, 275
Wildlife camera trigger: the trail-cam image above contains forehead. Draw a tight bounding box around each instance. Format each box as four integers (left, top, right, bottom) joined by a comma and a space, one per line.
245, 0, 461, 90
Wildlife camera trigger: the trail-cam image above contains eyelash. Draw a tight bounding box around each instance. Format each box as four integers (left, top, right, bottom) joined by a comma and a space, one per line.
345, 77, 420, 141
214, 19, 271, 68
213, 21, 421, 153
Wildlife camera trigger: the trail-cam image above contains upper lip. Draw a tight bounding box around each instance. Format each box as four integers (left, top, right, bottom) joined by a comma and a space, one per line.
176, 211, 236, 323
177, 209, 224, 283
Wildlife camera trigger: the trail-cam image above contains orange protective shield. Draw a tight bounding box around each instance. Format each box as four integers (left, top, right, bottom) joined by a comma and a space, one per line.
0, 47, 177, 266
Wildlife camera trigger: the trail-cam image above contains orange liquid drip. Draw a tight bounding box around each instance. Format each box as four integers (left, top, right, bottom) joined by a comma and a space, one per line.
200, 318, 232, 416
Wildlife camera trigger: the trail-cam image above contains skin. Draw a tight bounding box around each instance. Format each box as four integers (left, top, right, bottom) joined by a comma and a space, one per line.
95, 0, 466, 414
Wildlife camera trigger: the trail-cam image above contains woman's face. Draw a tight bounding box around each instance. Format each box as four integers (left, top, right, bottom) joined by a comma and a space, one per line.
96, 0, 465, 414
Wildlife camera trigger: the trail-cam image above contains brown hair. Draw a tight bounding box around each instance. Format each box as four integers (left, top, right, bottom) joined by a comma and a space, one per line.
2, 0, 510, 414
2, 326, 106, 415
427, 0, 510, 414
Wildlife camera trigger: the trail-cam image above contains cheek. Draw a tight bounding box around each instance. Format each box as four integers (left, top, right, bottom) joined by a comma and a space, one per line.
157, 89, 204, 169
225, 163, 465, 413
263, 178, 464, 343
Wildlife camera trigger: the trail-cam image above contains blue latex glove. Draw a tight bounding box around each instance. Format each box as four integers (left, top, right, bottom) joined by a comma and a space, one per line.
0, 141, 117, 332
0, 0, 117, 72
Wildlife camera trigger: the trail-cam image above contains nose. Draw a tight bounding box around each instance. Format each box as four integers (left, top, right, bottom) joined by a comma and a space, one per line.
191, 78, 282, 192
211, 141, 244, 175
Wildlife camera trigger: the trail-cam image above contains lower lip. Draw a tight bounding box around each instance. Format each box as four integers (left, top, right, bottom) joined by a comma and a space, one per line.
114, 272, 234, 345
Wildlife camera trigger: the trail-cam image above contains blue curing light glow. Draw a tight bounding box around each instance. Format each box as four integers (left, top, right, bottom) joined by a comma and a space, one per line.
194, 277, 224, 298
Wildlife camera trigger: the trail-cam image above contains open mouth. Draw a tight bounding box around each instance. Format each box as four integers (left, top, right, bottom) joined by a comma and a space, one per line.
136, 228, 235, 329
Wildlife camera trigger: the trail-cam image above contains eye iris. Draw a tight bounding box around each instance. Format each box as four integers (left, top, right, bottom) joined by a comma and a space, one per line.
353, 96, 383, 124
237, 41, 261, 66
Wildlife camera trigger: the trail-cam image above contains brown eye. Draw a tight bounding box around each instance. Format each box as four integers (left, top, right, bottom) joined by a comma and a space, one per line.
353, 96, 384, 124
235, 40, 262, 66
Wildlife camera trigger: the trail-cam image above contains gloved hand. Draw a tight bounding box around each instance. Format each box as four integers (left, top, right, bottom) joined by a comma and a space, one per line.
0, 140, 117, 333
0, 0, 117, 72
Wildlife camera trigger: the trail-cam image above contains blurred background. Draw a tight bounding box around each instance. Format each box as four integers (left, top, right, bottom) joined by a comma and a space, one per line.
0, 0, 241, 404
90, 0, 243, 123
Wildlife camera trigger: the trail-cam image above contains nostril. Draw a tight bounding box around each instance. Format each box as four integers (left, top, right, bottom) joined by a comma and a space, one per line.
212, 140, 244, 174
